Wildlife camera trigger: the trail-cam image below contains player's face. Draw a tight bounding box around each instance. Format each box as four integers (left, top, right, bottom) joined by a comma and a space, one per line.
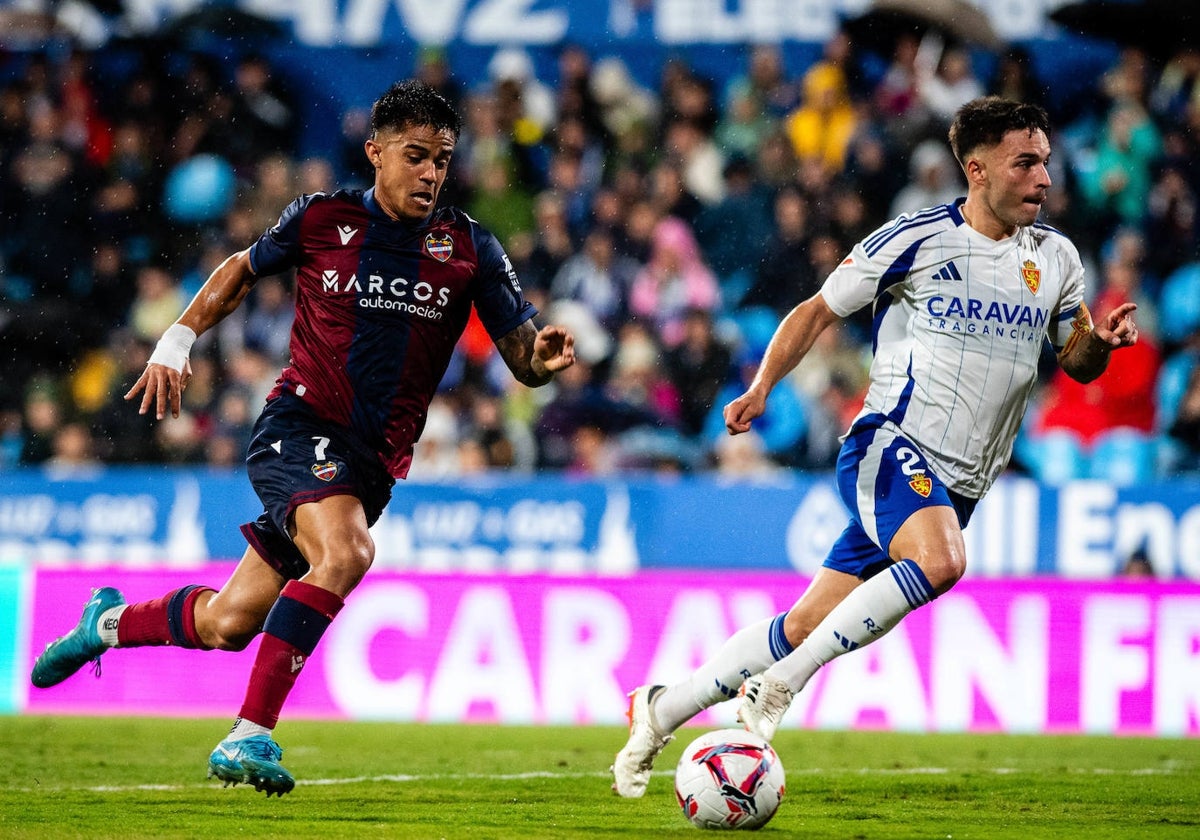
974, 128, 1052, 235
365, 123, 456, 222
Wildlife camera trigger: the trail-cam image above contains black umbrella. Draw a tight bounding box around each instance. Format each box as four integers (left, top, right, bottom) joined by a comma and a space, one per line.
1050, 0, 1200, 58
843, 0, 1004, 56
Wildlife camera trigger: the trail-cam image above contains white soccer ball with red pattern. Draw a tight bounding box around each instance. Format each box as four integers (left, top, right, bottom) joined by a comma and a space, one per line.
674, 728, 786, 830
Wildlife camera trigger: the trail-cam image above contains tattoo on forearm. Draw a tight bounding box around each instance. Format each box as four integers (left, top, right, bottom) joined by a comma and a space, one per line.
497, 322, 549, 387
1060, 306, 1091, 358
1060, 306, 1110, 383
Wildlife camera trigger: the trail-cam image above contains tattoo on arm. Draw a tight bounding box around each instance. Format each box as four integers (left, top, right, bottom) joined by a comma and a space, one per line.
1058, 303, 1110, 384
496, 321, 550, 387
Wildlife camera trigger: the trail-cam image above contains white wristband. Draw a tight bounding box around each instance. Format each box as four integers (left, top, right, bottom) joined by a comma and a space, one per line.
147, 323, 197, 373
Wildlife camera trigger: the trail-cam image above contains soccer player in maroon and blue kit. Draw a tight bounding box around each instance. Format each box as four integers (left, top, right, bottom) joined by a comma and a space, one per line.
30, 80, 576, 796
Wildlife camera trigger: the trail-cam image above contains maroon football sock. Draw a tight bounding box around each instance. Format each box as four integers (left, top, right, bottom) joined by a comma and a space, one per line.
116, 585, 216, 649
237, 580, 344, 728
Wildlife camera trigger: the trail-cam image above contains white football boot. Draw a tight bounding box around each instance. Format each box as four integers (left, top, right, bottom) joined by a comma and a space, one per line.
737, 674, 795, 742
611, 685, 673, 797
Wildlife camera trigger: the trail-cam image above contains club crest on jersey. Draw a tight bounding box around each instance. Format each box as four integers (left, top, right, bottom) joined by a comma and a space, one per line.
424, 232, 454, 262
908, 472, 932, 498
311, 461, 338, 482
1021, 259, 1041, 294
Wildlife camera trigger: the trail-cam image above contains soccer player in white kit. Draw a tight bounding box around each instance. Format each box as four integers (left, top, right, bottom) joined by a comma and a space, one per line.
612, 97, 1141, 797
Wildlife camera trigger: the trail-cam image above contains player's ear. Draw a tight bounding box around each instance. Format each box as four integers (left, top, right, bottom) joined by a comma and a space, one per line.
364, 138, 382, 170
964, 155, 986, 185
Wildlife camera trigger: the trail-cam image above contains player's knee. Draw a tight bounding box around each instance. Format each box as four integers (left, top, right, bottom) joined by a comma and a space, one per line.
918, 550, 966, 594
341, 532, 374, 578
310, 532, 375, 593
782, 607, 820, 647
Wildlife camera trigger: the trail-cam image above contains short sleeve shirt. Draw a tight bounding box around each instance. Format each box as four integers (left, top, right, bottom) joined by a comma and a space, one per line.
249, 188, 536, 477
819, 198, 1086, 497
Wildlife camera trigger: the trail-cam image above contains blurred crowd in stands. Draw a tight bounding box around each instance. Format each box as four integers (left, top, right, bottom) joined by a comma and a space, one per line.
1, 32, 1199, 483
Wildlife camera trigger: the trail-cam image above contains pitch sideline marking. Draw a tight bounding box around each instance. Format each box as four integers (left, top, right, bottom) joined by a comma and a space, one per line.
21, 766, 1186, 795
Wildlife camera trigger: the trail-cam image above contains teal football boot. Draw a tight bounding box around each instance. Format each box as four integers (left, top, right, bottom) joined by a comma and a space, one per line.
208, 734, 296, 797
31, 587, 125, 688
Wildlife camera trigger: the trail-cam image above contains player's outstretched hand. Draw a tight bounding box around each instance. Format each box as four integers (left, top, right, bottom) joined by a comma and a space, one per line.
124, 359, 192, 420
723, 388, 767, 436
534, 324, 576, 373
1094, 301, 1138, 350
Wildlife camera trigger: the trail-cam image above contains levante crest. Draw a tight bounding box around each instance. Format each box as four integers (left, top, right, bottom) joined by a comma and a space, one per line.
311, 461, 339, 482
425, 232, 454, 262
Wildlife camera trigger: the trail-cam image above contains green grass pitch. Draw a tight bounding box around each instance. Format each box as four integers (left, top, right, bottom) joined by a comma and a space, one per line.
0, 716, 1196, 839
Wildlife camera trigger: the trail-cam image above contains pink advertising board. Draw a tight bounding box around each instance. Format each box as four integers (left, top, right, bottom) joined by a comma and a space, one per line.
24, 567, 1200, 736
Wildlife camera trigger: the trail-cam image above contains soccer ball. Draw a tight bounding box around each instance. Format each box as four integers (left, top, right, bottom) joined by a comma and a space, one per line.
674, 729, 786, 830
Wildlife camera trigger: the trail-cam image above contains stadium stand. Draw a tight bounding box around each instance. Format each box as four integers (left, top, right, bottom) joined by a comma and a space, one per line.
1, 17, 1198, 480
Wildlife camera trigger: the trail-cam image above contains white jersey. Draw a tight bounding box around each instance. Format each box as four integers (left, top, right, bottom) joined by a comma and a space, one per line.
820, 199, 1086, 499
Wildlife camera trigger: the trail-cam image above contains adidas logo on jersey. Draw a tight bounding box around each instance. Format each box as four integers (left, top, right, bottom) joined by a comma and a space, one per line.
933, 261, 963, 282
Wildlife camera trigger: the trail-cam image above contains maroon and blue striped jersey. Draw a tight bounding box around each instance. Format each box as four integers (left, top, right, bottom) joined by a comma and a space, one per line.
247, 187, 536, 478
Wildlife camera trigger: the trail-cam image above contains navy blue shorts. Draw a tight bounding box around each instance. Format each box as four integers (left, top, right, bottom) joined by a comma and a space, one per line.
824, 421, 977, 580
240, 393, 395, 580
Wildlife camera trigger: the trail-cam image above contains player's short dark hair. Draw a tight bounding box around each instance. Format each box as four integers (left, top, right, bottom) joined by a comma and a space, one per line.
370, 80, 462, 140
948, 96, 1051, 166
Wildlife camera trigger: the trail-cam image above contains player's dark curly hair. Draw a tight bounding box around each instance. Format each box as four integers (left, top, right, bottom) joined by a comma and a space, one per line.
948, 96, 1051, 166
370, 80, 462, 139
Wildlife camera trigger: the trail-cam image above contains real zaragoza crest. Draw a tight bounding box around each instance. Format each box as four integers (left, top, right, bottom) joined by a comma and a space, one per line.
1021, 259, 1041, 294
908, 473, 932, 498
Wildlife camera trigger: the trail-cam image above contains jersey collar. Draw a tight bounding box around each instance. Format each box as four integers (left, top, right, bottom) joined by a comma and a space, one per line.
362, 186, 432, 226
948, 196, 967, 226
